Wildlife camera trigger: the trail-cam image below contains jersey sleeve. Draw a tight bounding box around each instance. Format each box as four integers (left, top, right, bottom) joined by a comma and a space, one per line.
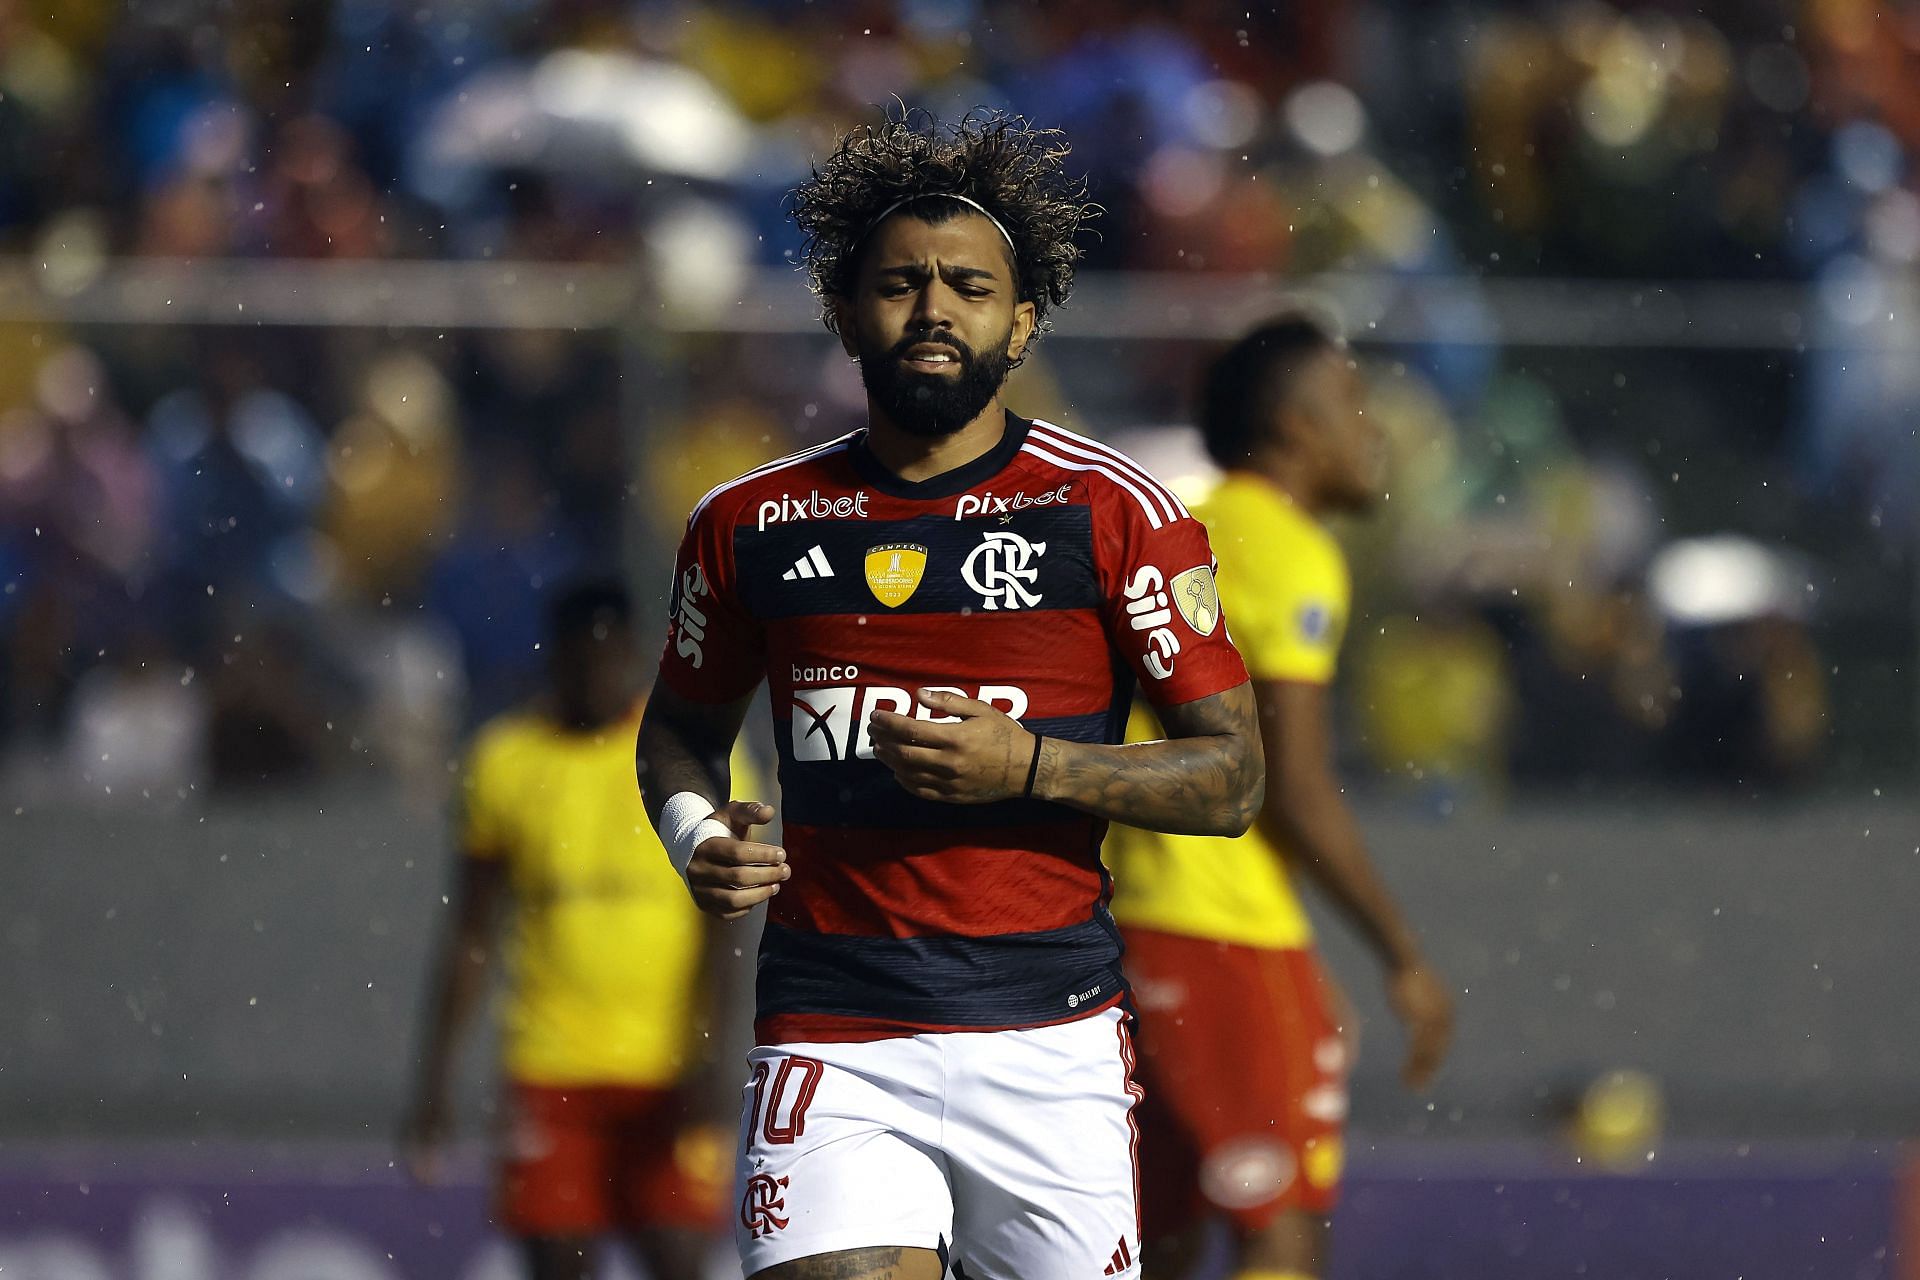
1224, 533, 1349, 685
455, 726, 515, 860
1093, 485, 1249, 706
657, 494, 765, 704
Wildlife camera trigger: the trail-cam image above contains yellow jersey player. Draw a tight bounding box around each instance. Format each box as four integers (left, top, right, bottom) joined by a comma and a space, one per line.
405, 580, 749, 1280
1106, 317, 1455, 1280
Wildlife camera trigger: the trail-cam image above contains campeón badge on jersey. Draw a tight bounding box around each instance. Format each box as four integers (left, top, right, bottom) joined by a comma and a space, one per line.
1171, 565, 1220, 636
864, 543, 927, 608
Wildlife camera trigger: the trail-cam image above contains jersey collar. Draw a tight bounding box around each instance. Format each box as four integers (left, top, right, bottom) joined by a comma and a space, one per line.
849, 410, 1032, 500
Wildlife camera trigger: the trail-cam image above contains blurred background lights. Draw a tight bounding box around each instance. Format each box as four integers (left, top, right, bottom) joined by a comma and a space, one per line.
1833, 120, 1905, 194
1284, 80, 1366, 157
1570, 1069, 1666, 1167
1744, 42, 1811, 114
1183, 78, 1265, 152
1647, 536, 1807, 626
1140, 147, 1228, 221
32, 209, 109, 298
1576, 19, 1668, 148
646, 198, 754, 324
1865, 189, 1920, 263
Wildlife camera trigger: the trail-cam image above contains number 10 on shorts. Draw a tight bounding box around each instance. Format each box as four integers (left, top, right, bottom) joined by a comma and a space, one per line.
748, 1055, 825, 1145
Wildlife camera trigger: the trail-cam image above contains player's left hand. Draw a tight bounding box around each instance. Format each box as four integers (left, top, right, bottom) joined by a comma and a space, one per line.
869, 688, 1036, 804
400, 1093, 452, 1185
1387, 963, 1454, 1091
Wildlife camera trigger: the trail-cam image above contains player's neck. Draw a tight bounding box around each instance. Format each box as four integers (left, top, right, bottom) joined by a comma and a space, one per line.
545, 689, 639, 734
1251, 451, 1325, 519
863, 397, 1010, 483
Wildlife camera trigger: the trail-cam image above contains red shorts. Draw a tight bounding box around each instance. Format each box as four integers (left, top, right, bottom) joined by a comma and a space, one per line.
1122, 928, 1349, 1235
496, 1083, 728, 1238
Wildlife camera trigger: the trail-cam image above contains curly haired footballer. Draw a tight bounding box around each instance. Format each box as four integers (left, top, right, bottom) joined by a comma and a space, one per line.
791, 109, 1098, 343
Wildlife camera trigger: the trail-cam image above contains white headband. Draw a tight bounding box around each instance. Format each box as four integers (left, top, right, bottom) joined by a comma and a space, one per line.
862, 193, 1016, 256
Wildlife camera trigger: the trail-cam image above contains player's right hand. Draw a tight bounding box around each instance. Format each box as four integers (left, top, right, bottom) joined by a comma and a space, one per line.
686, 799, 788, 921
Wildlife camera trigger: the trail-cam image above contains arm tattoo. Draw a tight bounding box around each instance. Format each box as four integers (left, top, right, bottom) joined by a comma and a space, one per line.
1034, 682, 1264, 837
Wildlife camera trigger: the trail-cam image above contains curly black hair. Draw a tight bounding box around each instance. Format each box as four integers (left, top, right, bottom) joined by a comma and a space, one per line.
790, 109, 1098, 340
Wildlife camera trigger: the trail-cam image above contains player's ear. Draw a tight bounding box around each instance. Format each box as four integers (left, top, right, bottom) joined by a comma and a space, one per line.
1273, 384, 1316, 449
1007, 299, 1038, 365
829, 297, 859, 358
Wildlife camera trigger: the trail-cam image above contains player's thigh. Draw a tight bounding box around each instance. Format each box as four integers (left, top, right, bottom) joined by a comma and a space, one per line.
1139, 939, 1349, 1229
945, 1007, 1144, 1280
1267, 950, 1349, 1218
750, 1245, 946, 1280
497, 1084, 620, 1239
735, 1042, 954, 1276
1123, 929, 1255, 1241
609, 1090, 729, 1237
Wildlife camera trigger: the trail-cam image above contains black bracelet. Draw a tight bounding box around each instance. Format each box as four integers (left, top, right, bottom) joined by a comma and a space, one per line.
1023, 733, 1045, 799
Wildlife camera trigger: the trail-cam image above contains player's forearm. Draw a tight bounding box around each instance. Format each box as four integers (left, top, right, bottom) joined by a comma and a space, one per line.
636, 706, 733, 826
1264, 772, 1424, 971
410, 932, 490, 1101
1034, 736, 1258, 835
1035, 686, 1262, 835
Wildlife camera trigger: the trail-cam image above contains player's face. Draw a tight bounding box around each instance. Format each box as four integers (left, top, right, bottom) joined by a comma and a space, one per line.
550, 619, 637, 728
1294, 349, 1383, 512
837, 212, 1038, 438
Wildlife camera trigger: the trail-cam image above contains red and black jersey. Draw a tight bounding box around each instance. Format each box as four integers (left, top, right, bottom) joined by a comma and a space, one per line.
659, 412, 1249, 1044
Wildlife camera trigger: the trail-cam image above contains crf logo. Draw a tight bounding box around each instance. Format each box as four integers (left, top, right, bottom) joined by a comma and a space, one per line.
1123, 566, 1181, 680
740, 1173, 790, 1239
758, 489, 868, 531
791, 684, 1030, 762
953, 483, 1071, 520
673, 562, 712, 669
962, 530, 1047, 610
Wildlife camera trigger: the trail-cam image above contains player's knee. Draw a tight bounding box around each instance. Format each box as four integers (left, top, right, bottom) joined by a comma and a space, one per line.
1143, 1224, 1208, 1280
631, 1227, 712, 1280
1236, 1208, 1327, 1278
522, 1235, 597, 1280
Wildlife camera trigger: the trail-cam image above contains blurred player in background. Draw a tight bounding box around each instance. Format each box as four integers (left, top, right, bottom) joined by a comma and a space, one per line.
1106, 317, 1456, 1280
405, 580, 745, 1280
638, 112, 1263, 1280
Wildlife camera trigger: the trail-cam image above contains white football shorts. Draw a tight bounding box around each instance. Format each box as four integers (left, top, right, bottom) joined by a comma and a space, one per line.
733, 1005, 1144, 1280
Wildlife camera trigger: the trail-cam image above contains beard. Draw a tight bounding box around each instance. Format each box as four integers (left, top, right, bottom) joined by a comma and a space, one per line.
856, 323, 1014, 439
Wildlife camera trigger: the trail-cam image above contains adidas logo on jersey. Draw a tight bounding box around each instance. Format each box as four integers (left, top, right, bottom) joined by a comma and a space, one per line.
782, 546, 834, 581
1102, 1236, 1136, 1275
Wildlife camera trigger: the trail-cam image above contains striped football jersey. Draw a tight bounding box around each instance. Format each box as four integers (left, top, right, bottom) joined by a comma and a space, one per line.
659, 412, 1249, 1043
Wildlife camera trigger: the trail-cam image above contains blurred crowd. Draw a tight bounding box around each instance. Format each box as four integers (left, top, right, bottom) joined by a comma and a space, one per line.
3, 1, 1917, 274
1, 0, 1914, 802
0, 325, 630, 803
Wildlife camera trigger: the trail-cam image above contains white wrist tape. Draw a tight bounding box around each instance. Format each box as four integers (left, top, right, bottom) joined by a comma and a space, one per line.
660, 791, 733, 880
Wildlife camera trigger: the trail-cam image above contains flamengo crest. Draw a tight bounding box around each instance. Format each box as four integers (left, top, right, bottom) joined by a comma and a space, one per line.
962, 530, 1047, 611
740, 1172, 790, 1238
